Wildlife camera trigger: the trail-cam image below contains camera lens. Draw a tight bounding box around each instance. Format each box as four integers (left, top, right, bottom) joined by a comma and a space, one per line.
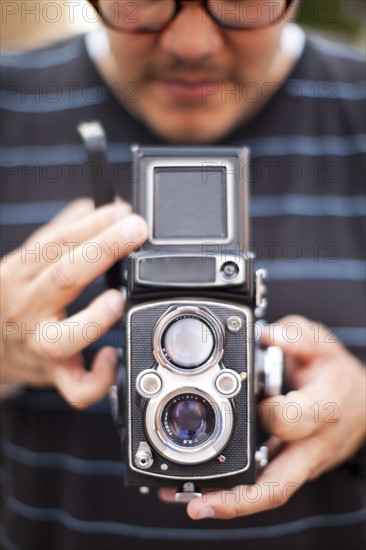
163, 316, 214, 368
163, 395, 215, 447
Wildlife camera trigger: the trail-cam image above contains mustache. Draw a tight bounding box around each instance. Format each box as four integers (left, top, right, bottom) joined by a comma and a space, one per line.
144, 59, 237, 82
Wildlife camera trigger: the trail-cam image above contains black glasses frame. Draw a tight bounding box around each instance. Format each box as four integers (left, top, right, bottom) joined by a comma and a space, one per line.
89, 0, 294, 33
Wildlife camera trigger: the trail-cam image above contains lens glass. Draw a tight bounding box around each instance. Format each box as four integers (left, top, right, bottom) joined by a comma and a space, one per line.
163, 316, 214, 368
163, 394, 215, 447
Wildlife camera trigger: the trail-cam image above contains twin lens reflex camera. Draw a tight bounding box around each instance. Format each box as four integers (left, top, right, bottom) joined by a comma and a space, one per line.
111, 145, 283, 502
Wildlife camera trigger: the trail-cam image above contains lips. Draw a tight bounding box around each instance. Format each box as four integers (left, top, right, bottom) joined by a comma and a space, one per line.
156, 78, 224, 102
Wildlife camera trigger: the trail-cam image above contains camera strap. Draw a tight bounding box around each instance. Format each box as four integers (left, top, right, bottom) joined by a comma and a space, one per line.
77, 121, 120, 289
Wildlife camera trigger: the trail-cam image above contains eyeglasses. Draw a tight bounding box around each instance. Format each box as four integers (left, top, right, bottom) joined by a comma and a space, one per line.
89, 0, 294, 33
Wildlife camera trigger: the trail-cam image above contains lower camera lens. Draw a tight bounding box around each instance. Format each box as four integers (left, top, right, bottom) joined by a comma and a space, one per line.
162, 394, 215, 447
162, 316, 214, 368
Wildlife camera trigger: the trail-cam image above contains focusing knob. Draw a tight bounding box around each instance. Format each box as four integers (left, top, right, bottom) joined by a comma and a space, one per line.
264, 346, 284, 397
255, 346, 284, 398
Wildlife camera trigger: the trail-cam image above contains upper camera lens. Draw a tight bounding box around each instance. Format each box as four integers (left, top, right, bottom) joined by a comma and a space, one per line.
163, 394, 215, 447
163, 316, 214, 368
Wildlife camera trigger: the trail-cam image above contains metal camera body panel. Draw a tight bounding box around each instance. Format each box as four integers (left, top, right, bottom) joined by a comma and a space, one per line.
122, 145, 260, 488
126, 145, 254, 305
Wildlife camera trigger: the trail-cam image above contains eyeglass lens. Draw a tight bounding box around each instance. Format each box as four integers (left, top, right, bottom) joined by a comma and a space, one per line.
96, 0, 289, 32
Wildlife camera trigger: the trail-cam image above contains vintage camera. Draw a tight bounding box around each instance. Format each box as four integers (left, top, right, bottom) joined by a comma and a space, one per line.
116, 145, 283, 501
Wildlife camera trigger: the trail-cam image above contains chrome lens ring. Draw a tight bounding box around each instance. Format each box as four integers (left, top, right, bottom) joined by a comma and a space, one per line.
145, 388, 234, 465
153, 306, 224, 374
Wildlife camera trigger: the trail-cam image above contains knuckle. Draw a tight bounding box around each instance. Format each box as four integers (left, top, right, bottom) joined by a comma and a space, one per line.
55, 231, 79, 251
272, 415, 292, 438
272, 488, 287, 509
229, 502, 243, 519
98, 233, 119, 259
39, 333, 64, 360
320, 433, 338, 457
217, 500, 241, 520
2, 299, 28, 324
50, 260, 79, 290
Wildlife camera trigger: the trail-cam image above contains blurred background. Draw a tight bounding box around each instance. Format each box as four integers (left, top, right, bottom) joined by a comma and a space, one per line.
0, 0, 365, 51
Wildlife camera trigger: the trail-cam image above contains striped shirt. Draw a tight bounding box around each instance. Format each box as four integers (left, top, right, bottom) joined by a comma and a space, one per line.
1, 30, 365, 550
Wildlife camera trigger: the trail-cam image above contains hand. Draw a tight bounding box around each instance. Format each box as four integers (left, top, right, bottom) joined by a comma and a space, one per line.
159, 315, 366, 519
1, 198, 148, 407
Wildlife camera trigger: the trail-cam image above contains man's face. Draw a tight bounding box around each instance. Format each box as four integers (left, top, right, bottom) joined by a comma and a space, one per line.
101, 1, 293, 143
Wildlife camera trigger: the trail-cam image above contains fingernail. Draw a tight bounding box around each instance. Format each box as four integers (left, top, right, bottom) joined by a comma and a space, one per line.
194, 507, 215, 519
121, 215, 147, 241
105, 348, 118, 367
107, 293, 124, 314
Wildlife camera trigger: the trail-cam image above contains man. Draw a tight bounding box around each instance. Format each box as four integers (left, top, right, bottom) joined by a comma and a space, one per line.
1, 1, 365, 548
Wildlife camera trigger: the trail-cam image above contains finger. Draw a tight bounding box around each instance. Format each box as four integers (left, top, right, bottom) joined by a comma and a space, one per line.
258, 384, 339, 440
28, 214, 148, 316
158, 488, 177, 503
52, 346, 118, 408
159, 486, 221, 504
186, 437, 319, 520
37, 289, 125, 360
158, 439, 284, 504
261, 315, 343, 363
47, 196, 125, 228
15, 201, 132, 278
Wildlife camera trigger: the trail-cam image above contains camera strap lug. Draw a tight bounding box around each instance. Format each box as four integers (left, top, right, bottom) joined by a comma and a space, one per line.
255, 268, 268, 317
175, 482, 202, 503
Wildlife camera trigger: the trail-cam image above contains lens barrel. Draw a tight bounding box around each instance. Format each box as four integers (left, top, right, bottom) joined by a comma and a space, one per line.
162, 316, 214, 368
162, 394, 215, 447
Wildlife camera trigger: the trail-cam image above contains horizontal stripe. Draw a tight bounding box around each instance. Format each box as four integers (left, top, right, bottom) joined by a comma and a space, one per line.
310, 38, 365, 62
0, 42, 82, 70
259, 259, 365, 281
1, 441, 125, 477
2, 195, 365, 227
337, 327, 366, 348
1, 87, 108, 113
251, 195, 366, 217
0, 143, 132, 166
0, 201, 69, 225
5, 496, 366, 540
247, 134, 366, 158
0, 523, 20, 550
7, 392, 113, 414
2, 135, 363, 168
0, 465, 9, 481
287, 80, 366, 100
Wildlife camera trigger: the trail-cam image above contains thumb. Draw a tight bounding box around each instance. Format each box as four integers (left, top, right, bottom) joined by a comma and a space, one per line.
53, 347, 118, 408
260, 315, 343, 363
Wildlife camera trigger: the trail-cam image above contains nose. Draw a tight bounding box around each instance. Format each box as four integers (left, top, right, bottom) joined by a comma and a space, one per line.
158, 2, 225, 62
